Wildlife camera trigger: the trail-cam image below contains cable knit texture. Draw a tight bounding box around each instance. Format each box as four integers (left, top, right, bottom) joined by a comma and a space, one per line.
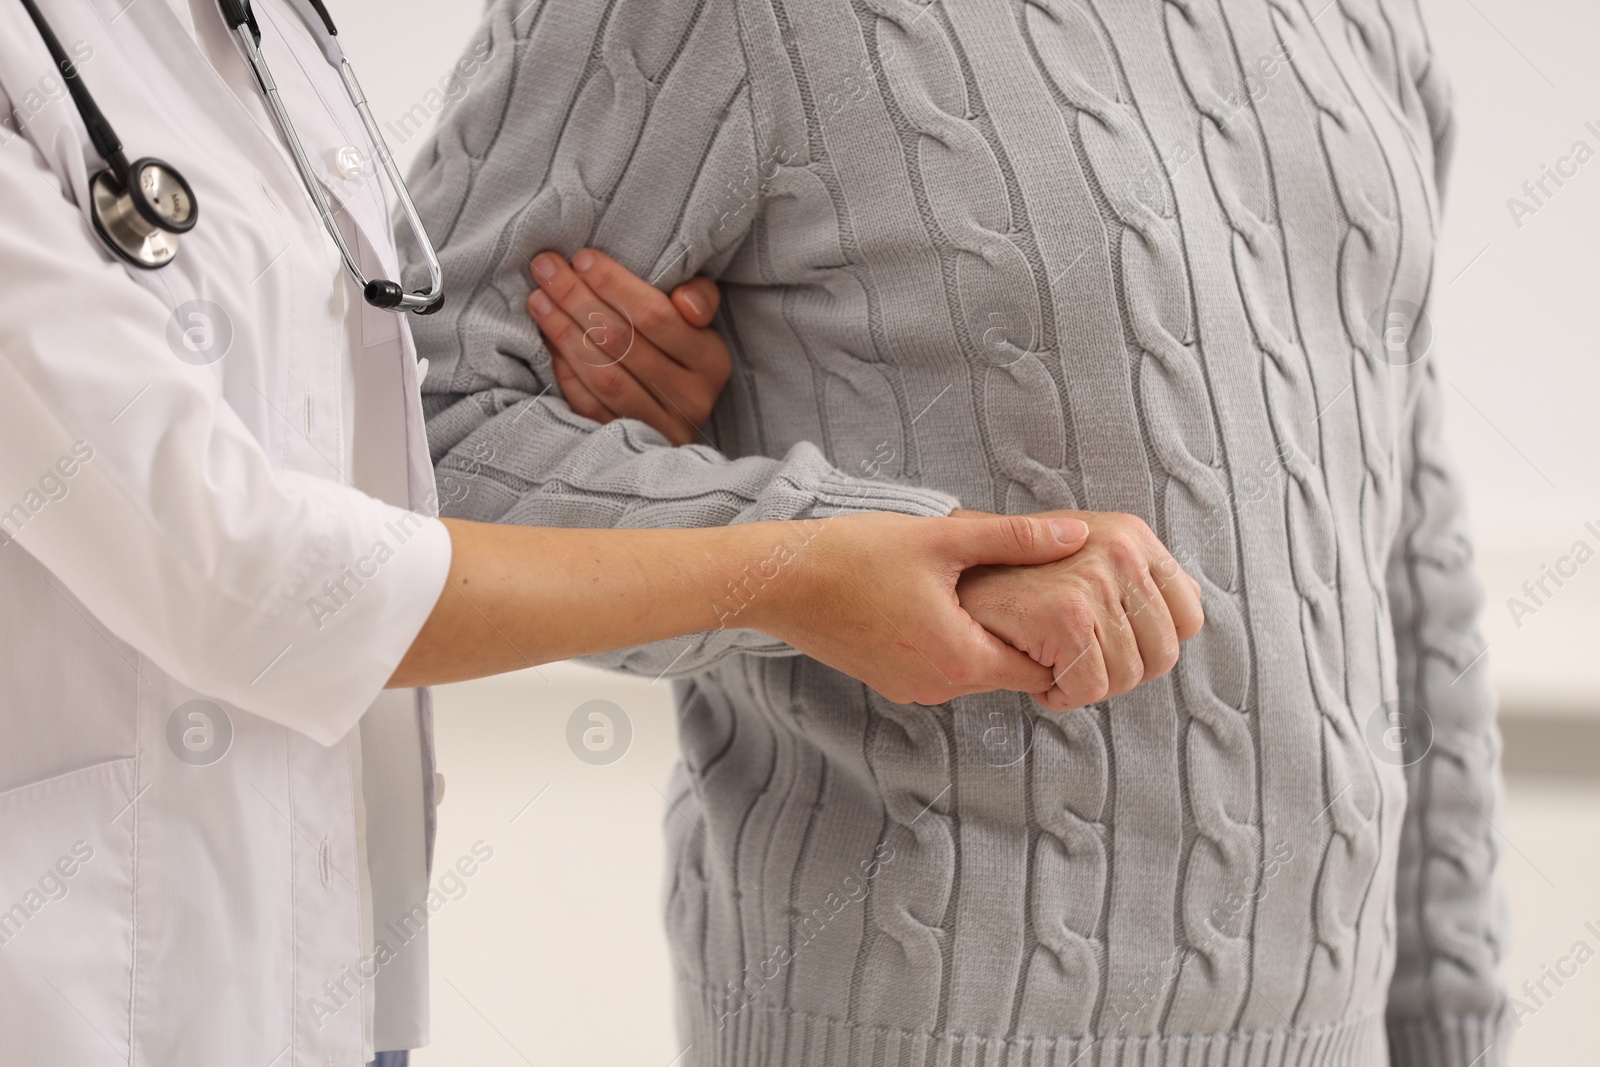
405, 1, 1510, 1063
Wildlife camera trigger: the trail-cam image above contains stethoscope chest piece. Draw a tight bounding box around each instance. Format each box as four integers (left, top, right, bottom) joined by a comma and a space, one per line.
89, 159, 198, 271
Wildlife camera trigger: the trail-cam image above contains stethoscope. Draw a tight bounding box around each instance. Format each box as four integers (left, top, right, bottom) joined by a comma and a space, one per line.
17, 0, 444, 314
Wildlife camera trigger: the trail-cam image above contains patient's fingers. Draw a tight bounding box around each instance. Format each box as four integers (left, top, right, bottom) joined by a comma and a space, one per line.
670, 276, 721, 328
1122, 567, 1180, 685
530, 255, 702, 390
1043, 634, 1109, 712
548, 350, 611, 425
1096, 594, 1144, 698
1149, 552, 1205, 642
528, 276, 681, 433
531, 253, 640, 367
531, 257, 719, 441
570, 249, 725, 374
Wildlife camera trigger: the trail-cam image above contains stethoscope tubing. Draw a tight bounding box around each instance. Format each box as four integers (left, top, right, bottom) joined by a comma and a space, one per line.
224, 13, 443, 313
20, 0, 445, 314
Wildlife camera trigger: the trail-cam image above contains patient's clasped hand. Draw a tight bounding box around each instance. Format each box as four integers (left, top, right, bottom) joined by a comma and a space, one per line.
523, 246, 1205, 709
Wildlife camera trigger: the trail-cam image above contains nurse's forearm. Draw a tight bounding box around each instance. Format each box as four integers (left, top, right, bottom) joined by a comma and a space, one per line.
386, 512, 1092, 706
387, 517, 788, 688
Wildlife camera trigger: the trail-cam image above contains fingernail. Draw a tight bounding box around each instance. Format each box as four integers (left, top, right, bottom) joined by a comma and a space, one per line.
532, 254, 559, 281
572, 249, 595, 272
530, 290, 553, 315
680, 289, 707, 319
1050, 519, 1088, 543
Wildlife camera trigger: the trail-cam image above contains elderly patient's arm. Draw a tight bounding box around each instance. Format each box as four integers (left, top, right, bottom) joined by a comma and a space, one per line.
526, 258, 1206, 708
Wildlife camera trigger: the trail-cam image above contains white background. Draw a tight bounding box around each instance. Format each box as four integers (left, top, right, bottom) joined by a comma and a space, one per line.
320, 1, 1599, 1062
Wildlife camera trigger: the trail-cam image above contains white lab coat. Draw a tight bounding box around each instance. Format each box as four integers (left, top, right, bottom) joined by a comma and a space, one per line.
0, 2, 455, 1065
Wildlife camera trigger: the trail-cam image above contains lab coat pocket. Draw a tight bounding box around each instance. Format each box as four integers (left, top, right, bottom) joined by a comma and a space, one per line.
0, 757, 137, 1063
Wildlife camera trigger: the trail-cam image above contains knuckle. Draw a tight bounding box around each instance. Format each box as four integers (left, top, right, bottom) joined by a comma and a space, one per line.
541, 269, 579, 302
1061, 675, 1105, 708
1110, 648, 1143, 688
634, 300, 677, 336
1116, 512, 1154, 537
1057, 594, 1097, 637
549, 318, 585, 357
583, 256, 620, 292
1104, 536, 1145, 572
1113, 512, 1162, 551
1136, 576, 1167, 615
588, 365, 626, 397
1152, 554, 1184, 581
1095, 568, 1129, 607
1005, 515, 1039, 554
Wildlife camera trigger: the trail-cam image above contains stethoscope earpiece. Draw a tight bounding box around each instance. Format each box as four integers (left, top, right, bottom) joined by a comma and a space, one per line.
89, 159, 198, 271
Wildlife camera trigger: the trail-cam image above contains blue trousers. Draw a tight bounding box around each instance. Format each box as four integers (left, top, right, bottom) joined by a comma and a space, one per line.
371, 1054, 408, 1067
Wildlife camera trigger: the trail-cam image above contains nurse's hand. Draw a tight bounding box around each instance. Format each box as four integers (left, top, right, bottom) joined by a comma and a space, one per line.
951, 509, 1205, 712
737, 512, 1098, 706
392, 512, 1093, 705
528, 249, 730, 446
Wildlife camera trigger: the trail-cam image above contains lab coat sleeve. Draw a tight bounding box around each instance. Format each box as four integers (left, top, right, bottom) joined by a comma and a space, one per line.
403, 0, 959, 679
0, 130, 452, 747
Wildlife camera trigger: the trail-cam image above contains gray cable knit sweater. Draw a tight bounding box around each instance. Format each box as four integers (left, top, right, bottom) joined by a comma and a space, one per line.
405, 1, 1510, 1063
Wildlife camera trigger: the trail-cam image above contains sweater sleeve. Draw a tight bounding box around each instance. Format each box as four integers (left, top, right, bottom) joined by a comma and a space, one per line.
401, 0, 958, 678
1383, 356, 1513, 1065
1383, 43, 1513, 1065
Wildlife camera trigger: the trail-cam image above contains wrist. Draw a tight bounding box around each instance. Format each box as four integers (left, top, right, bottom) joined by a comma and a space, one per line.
709, 519, 828, 639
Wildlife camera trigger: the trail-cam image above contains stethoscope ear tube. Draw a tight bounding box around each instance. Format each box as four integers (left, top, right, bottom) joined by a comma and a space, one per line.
17, 0, 128, 176
225, 17, 443, 314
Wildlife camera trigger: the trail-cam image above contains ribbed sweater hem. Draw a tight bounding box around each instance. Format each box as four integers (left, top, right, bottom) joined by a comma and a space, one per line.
1387, 1011, 1512, 1067
684, 989, 1390, 1067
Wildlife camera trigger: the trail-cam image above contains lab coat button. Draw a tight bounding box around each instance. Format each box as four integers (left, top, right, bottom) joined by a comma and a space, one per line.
433, 772, 446, 806
334, 146, 367, 182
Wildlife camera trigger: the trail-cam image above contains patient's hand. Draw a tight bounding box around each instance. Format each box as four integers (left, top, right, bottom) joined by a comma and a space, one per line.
954, 510, 1204, 712
528, 248, 731, 446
